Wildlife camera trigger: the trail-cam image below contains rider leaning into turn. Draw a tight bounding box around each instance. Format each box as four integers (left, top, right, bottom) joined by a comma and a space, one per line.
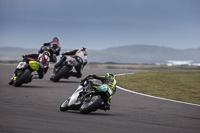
8, 51, 50, 85
9, 37, 60, 85
21, 37, 61, 80
23, 51, 51, 80
40, 37, 61, 63
54, 47, 87, 78
82, 73, 117, 111
21, 37, 61, 63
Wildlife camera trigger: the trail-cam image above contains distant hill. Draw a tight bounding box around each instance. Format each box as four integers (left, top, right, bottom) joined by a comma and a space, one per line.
1, 45, 200, 63
0, 47, 38, 61
99, 45, 200, 63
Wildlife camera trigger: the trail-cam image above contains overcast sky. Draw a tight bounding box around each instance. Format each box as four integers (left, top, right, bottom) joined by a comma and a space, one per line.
0, 0, 199, 50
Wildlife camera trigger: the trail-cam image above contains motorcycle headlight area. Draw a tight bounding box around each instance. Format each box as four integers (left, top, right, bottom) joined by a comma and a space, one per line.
16, 62, 27, 69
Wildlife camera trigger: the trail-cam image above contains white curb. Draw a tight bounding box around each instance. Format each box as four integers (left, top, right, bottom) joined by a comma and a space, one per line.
115, 73, 200, 107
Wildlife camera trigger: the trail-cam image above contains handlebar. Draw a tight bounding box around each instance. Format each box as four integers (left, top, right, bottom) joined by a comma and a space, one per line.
80, 79, 89, 87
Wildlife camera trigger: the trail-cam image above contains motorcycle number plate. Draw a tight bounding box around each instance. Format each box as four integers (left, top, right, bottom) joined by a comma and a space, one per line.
98, 84, 112, 95
108, 88, 113, 95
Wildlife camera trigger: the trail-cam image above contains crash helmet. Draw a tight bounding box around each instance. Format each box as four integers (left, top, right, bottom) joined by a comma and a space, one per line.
80, 47, 87, 56
52, 37, 59, 43
38, 51, 50, 63
106, 73, 115, 79
43, 51, 50, 57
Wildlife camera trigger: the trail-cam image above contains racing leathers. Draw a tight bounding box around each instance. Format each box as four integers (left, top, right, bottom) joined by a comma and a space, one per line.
42, 37, 61, 62
22, 51, 50, 79
54, 47, 87, 78
82, 73, 117, 111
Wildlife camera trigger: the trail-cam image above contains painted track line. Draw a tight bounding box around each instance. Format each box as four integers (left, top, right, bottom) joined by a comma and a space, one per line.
116, 73, 200, 107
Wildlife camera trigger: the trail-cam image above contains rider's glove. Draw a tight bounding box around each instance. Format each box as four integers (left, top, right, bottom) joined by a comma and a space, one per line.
84, 74, 94, 81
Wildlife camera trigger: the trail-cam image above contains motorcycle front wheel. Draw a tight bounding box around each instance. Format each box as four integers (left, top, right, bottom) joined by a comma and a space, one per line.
60, 98, 70, 111
14, 69, 32, 87
79, 95, 103, 114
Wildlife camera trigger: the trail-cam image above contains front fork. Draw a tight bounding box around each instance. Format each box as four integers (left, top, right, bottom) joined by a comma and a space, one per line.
10, 69, 17, 81
10, 69, 24, 82
11, 75, 17, 82
9, 72, 17, 85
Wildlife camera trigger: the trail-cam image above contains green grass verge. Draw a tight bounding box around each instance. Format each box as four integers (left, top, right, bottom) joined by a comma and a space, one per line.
116, 70, 200, 105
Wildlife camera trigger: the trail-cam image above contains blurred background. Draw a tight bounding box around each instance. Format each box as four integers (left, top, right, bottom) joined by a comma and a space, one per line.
0, 0, 200, 65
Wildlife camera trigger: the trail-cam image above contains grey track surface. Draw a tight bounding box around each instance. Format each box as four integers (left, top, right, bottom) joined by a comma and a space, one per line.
0, 65, 200, 133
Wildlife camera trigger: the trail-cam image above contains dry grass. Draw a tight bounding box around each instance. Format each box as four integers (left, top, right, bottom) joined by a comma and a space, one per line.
116, 71, 200, 105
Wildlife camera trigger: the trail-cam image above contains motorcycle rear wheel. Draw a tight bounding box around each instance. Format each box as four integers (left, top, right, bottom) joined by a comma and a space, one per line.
14, 69, 32, 87
79, 95, 103, 114
52, 65, 69, 82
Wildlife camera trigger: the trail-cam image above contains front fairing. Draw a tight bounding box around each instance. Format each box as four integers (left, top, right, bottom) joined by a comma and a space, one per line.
68, 85, 84, 106
66, 56, 77, 66
15, 62, 27, 75
97, 84, 113, 96
16, 62, 27, 69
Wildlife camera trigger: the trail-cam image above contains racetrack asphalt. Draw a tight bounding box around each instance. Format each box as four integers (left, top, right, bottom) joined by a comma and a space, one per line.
0, 65, 200, 133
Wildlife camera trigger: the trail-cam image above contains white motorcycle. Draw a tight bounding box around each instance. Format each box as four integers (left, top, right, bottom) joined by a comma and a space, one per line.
50, 56, 78, 82
60, 79, 113, 114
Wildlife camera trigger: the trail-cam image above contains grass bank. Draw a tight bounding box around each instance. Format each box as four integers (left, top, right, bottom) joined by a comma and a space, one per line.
86, 63, 200, 70
116, 70, 200, 105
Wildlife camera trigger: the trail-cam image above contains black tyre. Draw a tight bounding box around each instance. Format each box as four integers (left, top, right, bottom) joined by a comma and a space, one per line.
52, 66, 69, 82
60, 98, 70, 111
14, 69, 32, 87
79, 95, 103, 114
60, 98, 81, 111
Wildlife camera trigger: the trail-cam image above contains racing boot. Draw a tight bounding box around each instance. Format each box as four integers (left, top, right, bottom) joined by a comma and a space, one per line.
69, 71, 82, 78
100, 101, 111, 111
32, 74, 40, 79
24, 74, 36, 83
100, 104, 110, 111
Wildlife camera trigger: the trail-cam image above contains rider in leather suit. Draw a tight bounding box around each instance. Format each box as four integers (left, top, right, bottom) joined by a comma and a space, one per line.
54, 47, 87, 78
8, 51, 51, 85
82, 73, 117, 111
22, 51, 50, 79
42, 37, 61, 63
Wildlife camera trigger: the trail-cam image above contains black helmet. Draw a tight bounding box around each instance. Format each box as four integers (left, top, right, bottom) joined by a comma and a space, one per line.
52, 37, 59, 43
